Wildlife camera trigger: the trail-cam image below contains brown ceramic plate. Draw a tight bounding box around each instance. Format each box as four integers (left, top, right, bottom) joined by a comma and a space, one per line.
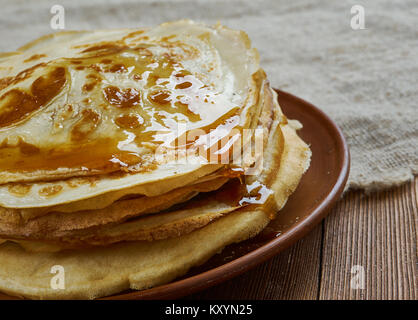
0, 89, 349, 300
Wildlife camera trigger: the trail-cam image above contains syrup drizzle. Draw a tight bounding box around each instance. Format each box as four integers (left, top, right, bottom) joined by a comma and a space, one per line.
0, 38, 240, 175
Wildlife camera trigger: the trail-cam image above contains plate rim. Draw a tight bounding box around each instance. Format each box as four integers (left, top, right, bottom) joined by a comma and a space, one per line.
105, 89, 350, 300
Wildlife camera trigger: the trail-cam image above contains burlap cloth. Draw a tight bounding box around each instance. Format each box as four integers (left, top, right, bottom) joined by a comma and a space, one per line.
0, 0, 416, 191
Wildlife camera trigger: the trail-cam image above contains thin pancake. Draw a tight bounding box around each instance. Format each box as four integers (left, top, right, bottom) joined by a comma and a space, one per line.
0, 79, 275, 242
0, 167, 230, 222
0, 21, 260, 185
0, 176, 229, 238
0, 96, 311, 299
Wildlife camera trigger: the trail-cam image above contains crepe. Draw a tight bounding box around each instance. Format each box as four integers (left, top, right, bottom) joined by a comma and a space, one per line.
0, 20, 261, 206
0, 107, 310, 299
0, 168, 229, 223
0, 75, 275, 244
0, 176, 229, 237
0, 20, 311, 299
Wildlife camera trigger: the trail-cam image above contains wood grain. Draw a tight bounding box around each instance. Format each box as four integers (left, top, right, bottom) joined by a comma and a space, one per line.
319, 177, 417, 300
188, 224, 323, 300
187, 177, 417, 300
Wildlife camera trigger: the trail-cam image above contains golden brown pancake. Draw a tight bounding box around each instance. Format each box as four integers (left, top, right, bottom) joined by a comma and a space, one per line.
0, 77, 275, 243
0, 21, 311, 299
0, 102, 310, 299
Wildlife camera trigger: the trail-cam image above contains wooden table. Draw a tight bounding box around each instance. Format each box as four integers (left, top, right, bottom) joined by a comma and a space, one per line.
186, 177, 417, 300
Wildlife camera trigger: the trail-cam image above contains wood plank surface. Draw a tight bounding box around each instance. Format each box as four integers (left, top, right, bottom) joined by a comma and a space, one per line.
187, 177, 417, 300
187, 225, 323, 300
319, 177, 417, 300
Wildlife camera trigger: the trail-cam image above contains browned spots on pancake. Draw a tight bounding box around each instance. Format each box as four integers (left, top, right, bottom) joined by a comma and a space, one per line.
146, 73, 161, 87
86, 74, 101, 80
174, 70, 191, 78
16, 138, 40, 155
161, 35, 176, 42
80, 43, 129, 58
148, 90, 170, 105
31, 67, 66, 104
85, 175, 100, 187
0, 66, 67, 128
8, 184, 32, 197
174, 101, 201, 122
0, 137, 40, 156
65, 179, 82, 188
87, 64, 102, 73
114, 114, 142, 129
131, 161, 158, 173
148, 90, 201, 122
174, 100, 188, 108
0, 77, 13, 91
82, 74, 102, 93
81, 43, 123, 53
15, 62, 46, 82
65, 176, 99, 188
136, 47, 153, 57
175, 81, 192, 89
106, 64, 127, 73
122, 30, 145, 41
23, 54, 47, 63
7, 63, 46, 87
0, 65, 65, 128
103, 86, 140, 108
82, 82, 96, 92
54, 104, 74, 125
38, 185, 63, 197
108, 171, 128, 179
71, 109, 100, 141
0, 90, 38, 127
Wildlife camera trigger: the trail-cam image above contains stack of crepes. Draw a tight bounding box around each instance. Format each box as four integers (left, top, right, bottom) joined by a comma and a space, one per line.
0, 20, 311, 299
